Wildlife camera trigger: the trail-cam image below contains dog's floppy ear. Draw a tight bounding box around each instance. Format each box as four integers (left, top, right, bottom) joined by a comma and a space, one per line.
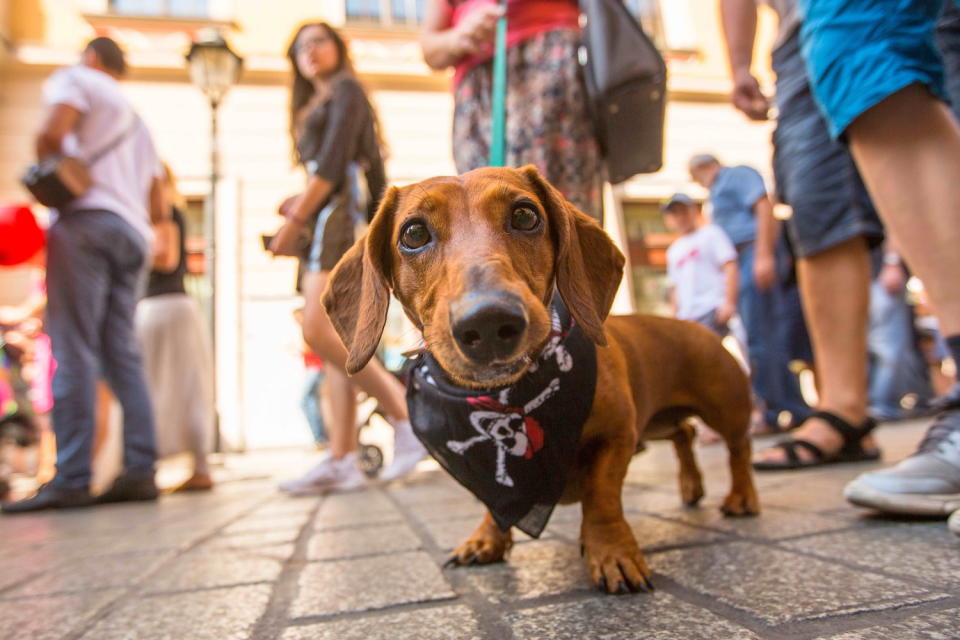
322, 186, 398, 374
522, 165, 625, 346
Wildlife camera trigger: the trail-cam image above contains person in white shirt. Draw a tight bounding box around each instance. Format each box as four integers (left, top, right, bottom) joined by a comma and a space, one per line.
3, 38, 164, 514
664, 194, 739, 337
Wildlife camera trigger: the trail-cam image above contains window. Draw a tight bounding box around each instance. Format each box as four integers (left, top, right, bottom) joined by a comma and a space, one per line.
110, 0, 209, 18
622, 200, 676, 315
345, 0, 425, 27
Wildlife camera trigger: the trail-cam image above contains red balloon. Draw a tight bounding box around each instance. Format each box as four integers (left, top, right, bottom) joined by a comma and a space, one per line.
0, 204, 45, 266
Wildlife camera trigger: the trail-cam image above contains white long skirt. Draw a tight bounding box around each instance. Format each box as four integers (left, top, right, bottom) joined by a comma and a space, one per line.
135, 293, 213, 461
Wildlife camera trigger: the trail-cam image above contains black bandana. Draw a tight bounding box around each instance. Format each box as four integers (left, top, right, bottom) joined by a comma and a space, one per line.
406, 298, 597, 537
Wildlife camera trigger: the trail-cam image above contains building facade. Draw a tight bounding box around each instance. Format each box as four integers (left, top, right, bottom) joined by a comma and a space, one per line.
0, 0, 778, 449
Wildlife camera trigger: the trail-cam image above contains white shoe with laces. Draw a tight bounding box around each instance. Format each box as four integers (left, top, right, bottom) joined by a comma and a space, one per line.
949, 509, 960, 537
379, 419, 428, 483
278, 452, 367, 495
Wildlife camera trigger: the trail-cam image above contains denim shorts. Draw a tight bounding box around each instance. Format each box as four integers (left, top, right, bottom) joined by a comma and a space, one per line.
798, 0, 950, 139
773, 31, 884, 258
305, 193, 356, 273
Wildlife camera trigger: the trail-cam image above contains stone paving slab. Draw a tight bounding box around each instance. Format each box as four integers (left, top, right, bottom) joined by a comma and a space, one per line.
657, 502, 854, 540
281, 604, 483, 640
813, 606, 960, 640
144, 547, 286, 593
405, 496, 489, 523
221, 511, 311, 535
2, 549, 173, 598
0, 588, 123, 640
78, 584, 273, 640
650, 541, 949, 625
783, 522, 960, 590
312, 491, 403, 530
291, 550, 456, 617
306, 522, 422, 560
507, 593, 762, 640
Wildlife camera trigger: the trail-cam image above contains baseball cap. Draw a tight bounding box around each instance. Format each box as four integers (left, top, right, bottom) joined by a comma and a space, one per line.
660, 193, 697, 213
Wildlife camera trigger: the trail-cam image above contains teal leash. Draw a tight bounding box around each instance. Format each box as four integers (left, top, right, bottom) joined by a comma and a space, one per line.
489, 0, 508, 167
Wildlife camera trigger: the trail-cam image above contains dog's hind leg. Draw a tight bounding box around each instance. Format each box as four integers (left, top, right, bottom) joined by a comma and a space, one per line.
672, 420, 704, 507
703, 404, 760, 516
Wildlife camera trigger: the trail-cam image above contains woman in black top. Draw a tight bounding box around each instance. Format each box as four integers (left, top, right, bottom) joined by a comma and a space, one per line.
137, 165, 214, 492
271, 23, 425, 494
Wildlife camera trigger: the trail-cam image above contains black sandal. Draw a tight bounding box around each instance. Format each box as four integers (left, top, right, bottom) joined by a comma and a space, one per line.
752, 410, 881, 471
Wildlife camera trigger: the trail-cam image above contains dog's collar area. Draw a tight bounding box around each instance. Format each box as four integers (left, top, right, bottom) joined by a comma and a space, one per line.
406, 294, 597, 537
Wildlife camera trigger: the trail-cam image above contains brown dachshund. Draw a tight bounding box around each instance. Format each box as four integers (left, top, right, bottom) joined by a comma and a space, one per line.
323, 165, 759, 594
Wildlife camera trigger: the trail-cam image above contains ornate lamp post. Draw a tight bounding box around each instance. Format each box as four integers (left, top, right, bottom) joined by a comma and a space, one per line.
186, 31, 242, 443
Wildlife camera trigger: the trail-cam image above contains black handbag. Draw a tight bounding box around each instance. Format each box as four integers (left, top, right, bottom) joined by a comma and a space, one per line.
21, 115, 139, 209
579, 0, 667, 183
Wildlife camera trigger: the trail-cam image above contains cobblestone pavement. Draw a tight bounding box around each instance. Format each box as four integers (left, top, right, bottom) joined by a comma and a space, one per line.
1, 418, 958, 640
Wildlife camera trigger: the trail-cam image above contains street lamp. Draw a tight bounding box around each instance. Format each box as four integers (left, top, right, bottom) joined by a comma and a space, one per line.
186, 30, 242, 448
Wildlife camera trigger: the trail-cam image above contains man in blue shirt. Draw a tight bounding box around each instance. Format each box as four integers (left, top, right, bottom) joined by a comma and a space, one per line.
690, 153, 809, 432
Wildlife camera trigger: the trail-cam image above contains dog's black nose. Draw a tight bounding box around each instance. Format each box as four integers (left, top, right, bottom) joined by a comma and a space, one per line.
452, 297, 527, 364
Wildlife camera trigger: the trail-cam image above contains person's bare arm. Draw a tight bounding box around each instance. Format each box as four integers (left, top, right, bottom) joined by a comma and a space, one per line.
752, 195, 778, 291
268, 174, 334, 256
151, 217, 180, 273
719, 0, 769, 121
716, 259, 739, 325
420, 0, 502, 70
667, 285, 678, 317
36, 103, 82, 158
148, 176, 168, 225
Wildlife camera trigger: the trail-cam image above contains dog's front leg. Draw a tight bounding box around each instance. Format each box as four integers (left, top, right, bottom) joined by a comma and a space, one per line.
445, 510, 513, 567
580, 438, 654, 595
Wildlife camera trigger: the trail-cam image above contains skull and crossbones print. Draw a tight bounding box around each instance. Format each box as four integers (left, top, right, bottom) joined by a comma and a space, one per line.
528, 308, 573, 373
446, 377, 560, 487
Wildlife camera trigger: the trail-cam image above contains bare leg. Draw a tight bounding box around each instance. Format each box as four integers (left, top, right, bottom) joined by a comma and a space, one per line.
93, 380, 112, 459
323, 368, 358, 459
754, 237, 875, 463
847, 84, 960, 336
301, 271, 408, 421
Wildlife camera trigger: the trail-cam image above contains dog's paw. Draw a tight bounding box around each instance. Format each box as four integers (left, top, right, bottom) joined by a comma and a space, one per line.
445, 534, 512, 567
720, 488, 760, 517
583, 534, 654, 595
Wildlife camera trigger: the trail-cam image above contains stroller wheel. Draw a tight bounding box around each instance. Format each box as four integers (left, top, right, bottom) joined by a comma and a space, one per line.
358, 444, 384, 478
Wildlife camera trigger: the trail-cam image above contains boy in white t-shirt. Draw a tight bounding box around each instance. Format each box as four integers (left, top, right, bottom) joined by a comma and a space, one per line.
663, 194, 739, 336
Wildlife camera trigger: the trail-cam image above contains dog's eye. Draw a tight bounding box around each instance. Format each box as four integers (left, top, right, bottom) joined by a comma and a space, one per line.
400, 222, 431, 250
511, 206, 540, 232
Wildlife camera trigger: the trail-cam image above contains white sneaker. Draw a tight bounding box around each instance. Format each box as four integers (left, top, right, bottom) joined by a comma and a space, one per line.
844, 409, 960, 516
379, 419, 428, 483
949, 510, 960, 537
278, 452, 367, 495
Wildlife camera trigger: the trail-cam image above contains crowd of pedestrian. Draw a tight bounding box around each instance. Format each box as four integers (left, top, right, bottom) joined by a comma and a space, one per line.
2, 0, 959, 537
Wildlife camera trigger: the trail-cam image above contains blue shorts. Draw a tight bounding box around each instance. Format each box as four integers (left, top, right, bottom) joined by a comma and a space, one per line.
773, 31, 884, 258
799, 0, 950, 139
